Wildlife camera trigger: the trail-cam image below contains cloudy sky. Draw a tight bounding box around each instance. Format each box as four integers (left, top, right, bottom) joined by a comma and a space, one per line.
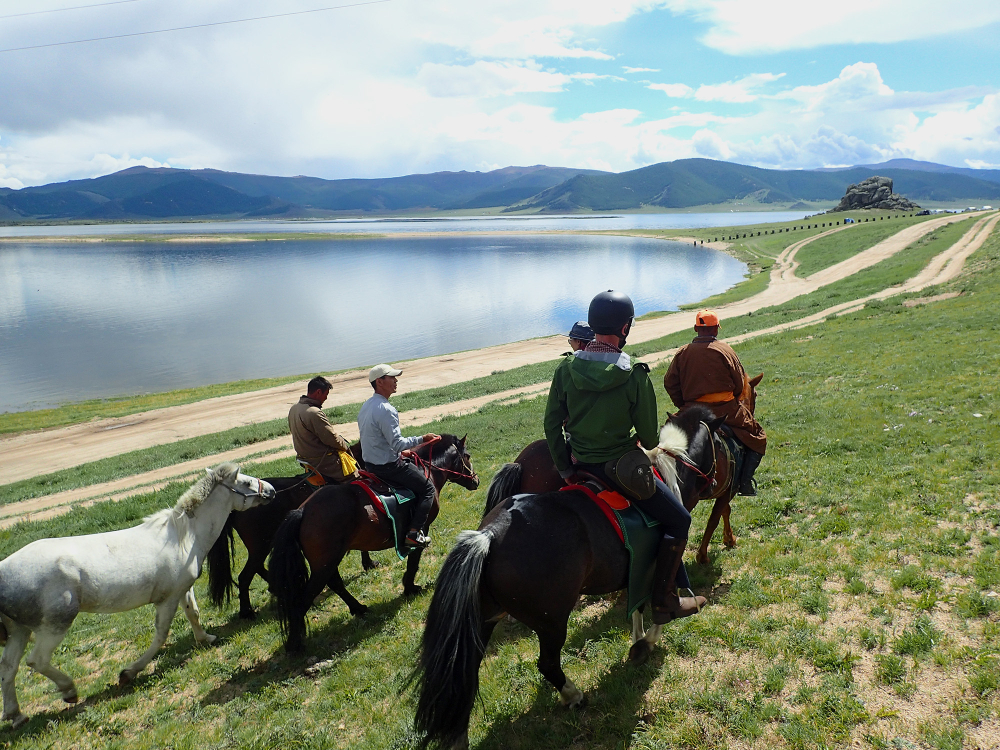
1, 0, 999, 188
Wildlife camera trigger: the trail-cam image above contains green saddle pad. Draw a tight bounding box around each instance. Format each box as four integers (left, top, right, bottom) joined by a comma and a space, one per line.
611, 504, 662, 619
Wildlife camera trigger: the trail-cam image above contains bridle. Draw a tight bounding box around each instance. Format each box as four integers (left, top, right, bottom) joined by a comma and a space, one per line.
220, 475, 273, 500
411, 437, 479, 485
658, 421, 717, 497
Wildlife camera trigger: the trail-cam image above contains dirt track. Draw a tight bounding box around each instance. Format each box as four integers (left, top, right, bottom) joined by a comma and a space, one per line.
0, 211, 993, 523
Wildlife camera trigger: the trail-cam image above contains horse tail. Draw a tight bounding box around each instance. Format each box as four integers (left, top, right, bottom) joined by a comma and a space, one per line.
413, 529, 492, 749
268, 508, 309, 651
0, 619, 6, 645
484, 462, 521, 517
206, 512, 236, 607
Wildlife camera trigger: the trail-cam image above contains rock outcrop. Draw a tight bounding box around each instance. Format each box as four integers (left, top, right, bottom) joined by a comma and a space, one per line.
829, 176, 920, 212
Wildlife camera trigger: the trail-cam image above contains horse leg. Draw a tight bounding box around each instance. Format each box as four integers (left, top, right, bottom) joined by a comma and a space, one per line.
721, 499, 738, 549
627, 609, 664, 665
313, 558, 368, 618
25, 626, 78, 705
119, 595, 181, 685
0, 620, 31, 728
360, 551, 379, 571
182, 589, 216, 645
536, 623, 584, 708
401, 549, 425, 597
697, 498, 726, 565
236, 555, 263, 619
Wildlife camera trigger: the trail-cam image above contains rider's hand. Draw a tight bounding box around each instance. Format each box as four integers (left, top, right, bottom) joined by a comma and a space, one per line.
422, 433, 440, 443
401, 449, 414, 459
558, 467, 582, 486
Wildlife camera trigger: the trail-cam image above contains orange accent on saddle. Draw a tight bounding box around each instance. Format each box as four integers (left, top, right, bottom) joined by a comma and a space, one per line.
352, 472, 389, 516
561, 484, 626, 543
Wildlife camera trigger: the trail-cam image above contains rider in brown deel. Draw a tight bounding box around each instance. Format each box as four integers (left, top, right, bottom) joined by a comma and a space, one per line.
288, 376, 360, 485
663, 309, 766, 495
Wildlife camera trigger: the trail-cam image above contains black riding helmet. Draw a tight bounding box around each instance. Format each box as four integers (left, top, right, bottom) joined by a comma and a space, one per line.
588, 290, 635, 335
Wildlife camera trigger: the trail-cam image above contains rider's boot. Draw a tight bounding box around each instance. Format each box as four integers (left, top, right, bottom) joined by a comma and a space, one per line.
738, 450, 764, 496
651, 535, 706, 625
405, 527, 431, 549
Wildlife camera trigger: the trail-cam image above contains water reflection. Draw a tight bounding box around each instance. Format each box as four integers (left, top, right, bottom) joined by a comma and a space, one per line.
0, 234, 745, 411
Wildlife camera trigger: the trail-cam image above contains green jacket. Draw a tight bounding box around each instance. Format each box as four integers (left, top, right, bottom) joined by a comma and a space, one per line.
543, 349, 659, 472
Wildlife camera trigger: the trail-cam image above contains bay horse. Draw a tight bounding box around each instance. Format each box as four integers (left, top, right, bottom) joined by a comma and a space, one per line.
206, 442, 376, 620
0, 463, 275, 729
413, 406, 720, 750
269, 434, 480, 652
484, 372, 763, 565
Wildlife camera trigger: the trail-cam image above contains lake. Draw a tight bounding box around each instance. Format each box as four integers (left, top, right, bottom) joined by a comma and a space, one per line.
0, 229, 752, 413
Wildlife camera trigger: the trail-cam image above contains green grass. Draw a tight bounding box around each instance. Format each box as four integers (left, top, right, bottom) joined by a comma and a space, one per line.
793, 216, 934, 278
1, 223, 999, 748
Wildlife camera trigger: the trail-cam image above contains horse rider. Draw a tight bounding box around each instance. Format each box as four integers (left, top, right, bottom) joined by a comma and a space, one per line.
566, 320, 594, 352
358, 364, 440, 549
544, 290, 706, 624
288, 376, 360, 484
663, 309, 766, 495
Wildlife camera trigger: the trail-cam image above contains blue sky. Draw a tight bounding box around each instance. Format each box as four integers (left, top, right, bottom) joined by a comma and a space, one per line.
0, 0, 998, 187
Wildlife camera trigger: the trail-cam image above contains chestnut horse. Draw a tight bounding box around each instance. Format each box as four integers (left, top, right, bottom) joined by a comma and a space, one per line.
413, 407, 719, 750
269, 434, 480, 652
483, 373, 762, 565
205, 444, 376, 620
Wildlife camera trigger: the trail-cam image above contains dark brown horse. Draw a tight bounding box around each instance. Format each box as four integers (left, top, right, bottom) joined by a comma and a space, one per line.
205, 444, 376, 619
413, 406, 720, 750
269, 434, 480, 652
483, 372, 762, 565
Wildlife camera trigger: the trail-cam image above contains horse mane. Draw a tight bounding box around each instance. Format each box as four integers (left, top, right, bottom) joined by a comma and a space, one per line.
141, 462, 238, 552
648, 405, 715, 498
418, 434, 459, 467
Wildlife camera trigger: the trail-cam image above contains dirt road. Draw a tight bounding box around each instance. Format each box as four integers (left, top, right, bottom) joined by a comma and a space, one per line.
0, 211, 987, 487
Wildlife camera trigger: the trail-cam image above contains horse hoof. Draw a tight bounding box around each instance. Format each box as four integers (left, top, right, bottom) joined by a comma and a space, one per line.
239, 609, 256, 620
198, 634, 218, 646
696, 551, 709, 566
7, 713, 27, 729
351, 605, 369, 619
118, 670, 133, 686
628, 641, 652, 665
724, 536, 738, 549
563, 694, 587, 710
404, 585, 423, 598
62, 690, 79, 704
363, 561, 380, 572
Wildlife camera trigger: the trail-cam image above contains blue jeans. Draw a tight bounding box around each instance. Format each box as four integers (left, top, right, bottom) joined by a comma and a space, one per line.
576, 462, 692, 590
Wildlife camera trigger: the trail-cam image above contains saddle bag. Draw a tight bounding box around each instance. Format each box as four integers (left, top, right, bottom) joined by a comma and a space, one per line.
605, 448, 656, 501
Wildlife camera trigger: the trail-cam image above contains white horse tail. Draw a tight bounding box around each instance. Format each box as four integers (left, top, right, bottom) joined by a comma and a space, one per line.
414, 529, 492, 750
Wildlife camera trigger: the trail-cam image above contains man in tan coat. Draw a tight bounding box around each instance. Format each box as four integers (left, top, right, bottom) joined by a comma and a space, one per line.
664, 309, 766, 495
288, 376, 359, 484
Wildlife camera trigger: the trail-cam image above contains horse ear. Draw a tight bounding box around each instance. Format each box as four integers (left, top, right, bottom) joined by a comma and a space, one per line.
750, 372, 763, 388
708, 416, 726, 433
460, 434, 467, 447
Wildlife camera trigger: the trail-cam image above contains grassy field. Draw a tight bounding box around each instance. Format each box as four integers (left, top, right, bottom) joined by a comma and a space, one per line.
0, 222, 997, 749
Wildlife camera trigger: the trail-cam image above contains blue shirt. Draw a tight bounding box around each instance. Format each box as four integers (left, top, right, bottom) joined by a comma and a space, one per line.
358, 393, 423, 466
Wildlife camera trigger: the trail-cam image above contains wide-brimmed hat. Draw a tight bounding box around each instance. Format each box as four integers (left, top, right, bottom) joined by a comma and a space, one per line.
369, 363, 402, 383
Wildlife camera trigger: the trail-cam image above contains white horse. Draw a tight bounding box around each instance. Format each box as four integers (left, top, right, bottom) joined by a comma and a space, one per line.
0, 462, 275, 729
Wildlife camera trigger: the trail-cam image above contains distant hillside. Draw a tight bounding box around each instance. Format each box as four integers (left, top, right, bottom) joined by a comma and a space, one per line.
512, 159, 1000, 212
821, 158, 1000, 186
0, 165, 606, 221
2, 158, 998, 222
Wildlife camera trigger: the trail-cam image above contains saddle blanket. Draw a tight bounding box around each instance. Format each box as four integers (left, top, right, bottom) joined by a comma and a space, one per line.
560, 482, 661, 619
351, 471, 418, 560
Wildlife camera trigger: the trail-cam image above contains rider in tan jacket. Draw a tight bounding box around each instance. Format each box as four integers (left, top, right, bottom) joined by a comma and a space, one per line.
288, 376, 359, 483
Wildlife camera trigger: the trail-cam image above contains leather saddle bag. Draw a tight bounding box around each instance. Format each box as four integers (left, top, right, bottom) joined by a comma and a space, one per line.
605, 448, 656, 501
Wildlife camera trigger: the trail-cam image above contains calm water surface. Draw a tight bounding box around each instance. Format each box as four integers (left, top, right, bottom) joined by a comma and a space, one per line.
0, 233, 747, 412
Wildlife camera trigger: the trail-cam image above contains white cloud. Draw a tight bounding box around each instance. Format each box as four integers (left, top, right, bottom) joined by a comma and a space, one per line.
649, 83, 694, 97
694, 72, 784, 102
418, 61, 571, 98
623, 66, 660, 73
661, 0, 1000, 54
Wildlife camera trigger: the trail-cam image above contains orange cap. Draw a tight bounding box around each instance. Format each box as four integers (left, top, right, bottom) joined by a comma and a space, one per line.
695, 309, 720, 327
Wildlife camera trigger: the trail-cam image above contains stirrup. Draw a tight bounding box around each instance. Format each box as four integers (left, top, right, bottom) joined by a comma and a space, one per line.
681, 588, 702, 613
405, 530, 430, 549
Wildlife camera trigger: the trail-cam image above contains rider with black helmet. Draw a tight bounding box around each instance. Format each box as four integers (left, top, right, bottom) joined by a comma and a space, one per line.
544, 290, 706, 624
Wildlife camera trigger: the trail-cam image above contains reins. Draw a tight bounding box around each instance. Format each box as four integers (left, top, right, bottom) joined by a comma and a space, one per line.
411, 438, 479, 484
659, 421, 716, 493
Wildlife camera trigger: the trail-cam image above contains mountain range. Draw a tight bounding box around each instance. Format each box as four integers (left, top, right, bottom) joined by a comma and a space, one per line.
2, 158, 998, 222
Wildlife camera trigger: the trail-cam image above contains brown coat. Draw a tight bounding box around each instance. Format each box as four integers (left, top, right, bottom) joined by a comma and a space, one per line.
288, 396, 356, 481
664, 337, 767, 454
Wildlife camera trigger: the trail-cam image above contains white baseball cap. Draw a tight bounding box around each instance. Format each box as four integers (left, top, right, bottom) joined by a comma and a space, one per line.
369, 363, 403, 383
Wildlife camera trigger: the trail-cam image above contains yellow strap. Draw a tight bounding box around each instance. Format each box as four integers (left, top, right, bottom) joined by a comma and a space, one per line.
338, 450, 359, 477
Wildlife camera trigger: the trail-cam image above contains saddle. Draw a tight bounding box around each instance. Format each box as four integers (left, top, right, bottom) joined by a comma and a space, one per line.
351, 471, 418, 560
560, 475, 662, 619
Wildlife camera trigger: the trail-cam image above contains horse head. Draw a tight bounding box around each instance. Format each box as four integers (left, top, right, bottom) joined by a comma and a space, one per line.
649, 406, 723, 507
196, 463, 276, 515
419, 434, 480, 491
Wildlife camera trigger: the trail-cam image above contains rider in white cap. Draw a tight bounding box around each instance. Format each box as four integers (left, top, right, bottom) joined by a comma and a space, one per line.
357, 364, 439, 548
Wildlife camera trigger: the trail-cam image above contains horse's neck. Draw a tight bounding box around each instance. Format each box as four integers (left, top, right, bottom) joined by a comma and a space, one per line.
187, 490, 234, 561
